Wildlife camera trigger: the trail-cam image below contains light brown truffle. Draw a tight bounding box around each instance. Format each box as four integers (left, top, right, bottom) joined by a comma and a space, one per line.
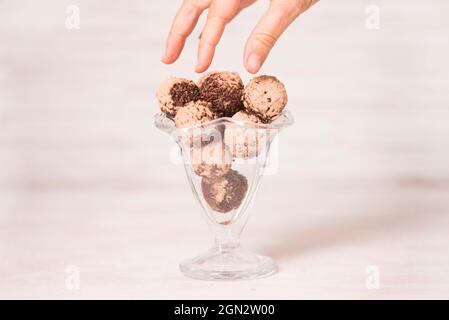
156, 77, 200, 118
224, 111, 267, 159
201, 170, 248, 213
174, 100, 215, 128
231, 110, 264, 124
198, 71, 244, 117
243, 75, 288, 123
191, 141, 232, 178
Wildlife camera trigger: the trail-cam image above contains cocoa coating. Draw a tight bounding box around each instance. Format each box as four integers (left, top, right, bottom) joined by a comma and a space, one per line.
198, 71, 244, 117
243, 75, 288, 123
174, 100, 215, 128
191, 141, 232, 178
231, 110, 264, 125
224, 111, 266, 159
156, 77, 200, 117
201, 170, 248, 213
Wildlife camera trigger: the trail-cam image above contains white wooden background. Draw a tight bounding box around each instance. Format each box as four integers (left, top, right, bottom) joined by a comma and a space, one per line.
1, 0, 449, 299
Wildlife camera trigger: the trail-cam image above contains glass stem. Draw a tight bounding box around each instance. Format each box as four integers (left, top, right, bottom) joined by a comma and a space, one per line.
213, 226, 241, 254
215, 239, 240, 254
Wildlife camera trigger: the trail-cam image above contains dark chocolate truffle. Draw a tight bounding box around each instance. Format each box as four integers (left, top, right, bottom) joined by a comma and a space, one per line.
198, 71, 244, 117
201, 170, 248, 213
156, 77, 200, 117
243, 75, 288, 123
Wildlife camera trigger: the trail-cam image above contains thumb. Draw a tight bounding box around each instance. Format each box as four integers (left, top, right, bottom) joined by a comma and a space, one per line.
244, 0, 314, 73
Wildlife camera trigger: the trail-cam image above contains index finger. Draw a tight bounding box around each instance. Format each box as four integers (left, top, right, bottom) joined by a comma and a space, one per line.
162, 0, 211, 64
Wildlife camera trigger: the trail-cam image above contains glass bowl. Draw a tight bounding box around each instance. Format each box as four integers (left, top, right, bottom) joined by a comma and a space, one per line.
155, 110, 294, 280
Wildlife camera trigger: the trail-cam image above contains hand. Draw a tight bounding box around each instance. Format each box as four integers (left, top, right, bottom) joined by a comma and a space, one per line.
161, 0, 317, 74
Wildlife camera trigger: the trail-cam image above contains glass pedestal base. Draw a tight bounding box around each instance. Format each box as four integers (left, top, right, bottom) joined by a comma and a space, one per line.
179, 246, 277, 281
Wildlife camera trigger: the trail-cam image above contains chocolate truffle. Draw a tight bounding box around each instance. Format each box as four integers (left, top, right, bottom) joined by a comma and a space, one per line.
174, 100, 215, 128
224, 111, 267, 159
243, 75, 288, 123
191, 141, 232, 178
201, 170, 248, 213
156, 77, 200, 117
198, 71, 244, 117
231, 110, 264, 125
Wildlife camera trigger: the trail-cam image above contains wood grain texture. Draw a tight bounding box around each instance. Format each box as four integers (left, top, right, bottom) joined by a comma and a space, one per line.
1, 0, 449, 299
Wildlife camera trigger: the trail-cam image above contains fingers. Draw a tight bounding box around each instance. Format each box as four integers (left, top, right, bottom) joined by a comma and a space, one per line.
162, 0, 211, 64
244, 0, 316, 73
238, 0, 258, 11
163, 0, 317, 73
196, 0, 241, 73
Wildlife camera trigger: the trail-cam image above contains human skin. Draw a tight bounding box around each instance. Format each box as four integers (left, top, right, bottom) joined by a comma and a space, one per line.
161, 0, 318, 74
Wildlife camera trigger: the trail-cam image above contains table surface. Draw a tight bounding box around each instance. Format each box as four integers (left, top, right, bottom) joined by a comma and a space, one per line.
1, 0, 449, 299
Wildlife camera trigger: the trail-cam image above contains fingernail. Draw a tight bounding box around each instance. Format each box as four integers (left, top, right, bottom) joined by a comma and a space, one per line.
246, 53, 262, 73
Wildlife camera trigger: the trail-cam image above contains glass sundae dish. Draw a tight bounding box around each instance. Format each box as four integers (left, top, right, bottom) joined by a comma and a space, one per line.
155, 110, 294, 280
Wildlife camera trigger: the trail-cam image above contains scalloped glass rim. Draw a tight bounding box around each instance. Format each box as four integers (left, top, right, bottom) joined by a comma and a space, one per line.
154, 110, 295, 135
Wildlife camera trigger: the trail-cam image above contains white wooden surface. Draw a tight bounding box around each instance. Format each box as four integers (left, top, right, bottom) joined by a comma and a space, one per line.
1, 0, 449, 299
